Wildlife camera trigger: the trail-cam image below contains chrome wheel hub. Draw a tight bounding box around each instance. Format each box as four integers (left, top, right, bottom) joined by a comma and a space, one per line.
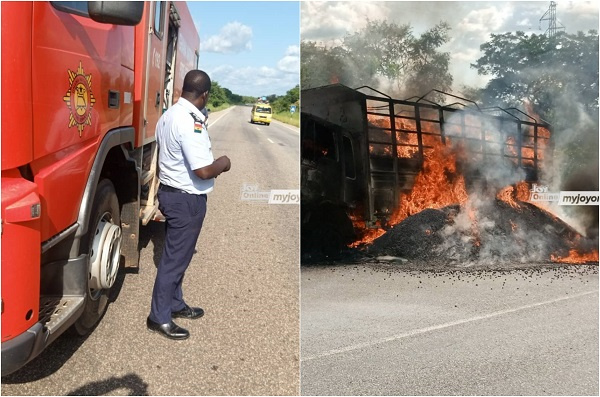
89, 215, 122, 291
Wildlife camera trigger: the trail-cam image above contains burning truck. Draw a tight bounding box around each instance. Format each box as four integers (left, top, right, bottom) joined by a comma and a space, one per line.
301, 84, 598, 265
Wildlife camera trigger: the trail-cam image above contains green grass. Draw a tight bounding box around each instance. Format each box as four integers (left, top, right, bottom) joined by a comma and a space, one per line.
272, 111, 299, 128
206, 103, 231, 113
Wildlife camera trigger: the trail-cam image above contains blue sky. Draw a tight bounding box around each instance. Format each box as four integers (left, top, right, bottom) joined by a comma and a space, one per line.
188, 1, 300, 97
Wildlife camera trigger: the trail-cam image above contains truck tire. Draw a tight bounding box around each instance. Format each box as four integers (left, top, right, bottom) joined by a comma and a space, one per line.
73, 179, 122, 335
301, 204, 356, 261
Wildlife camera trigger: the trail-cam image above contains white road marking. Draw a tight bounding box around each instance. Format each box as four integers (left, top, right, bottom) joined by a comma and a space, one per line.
271, 119, 299, 133
301, 289, 598, 362
206, 106, 235, 128
267, 138, 274, 144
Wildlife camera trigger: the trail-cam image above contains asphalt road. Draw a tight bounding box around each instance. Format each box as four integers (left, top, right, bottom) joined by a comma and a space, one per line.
2, 106, 300, 395
301, 263, 599, 395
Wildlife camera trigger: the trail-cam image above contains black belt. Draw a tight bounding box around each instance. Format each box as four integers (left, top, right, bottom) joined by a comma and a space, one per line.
159, 184, 207, 198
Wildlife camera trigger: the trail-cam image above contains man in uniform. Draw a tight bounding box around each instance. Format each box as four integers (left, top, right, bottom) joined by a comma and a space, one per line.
147, 70, 231, 340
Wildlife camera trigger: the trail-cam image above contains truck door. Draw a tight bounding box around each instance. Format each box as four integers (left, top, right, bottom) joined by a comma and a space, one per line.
142, 1, 168, 144
341, 134, 359, 205
30, 2, 135, 239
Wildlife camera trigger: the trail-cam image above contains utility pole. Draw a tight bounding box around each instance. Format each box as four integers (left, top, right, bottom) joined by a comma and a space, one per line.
539, 1, 566, 37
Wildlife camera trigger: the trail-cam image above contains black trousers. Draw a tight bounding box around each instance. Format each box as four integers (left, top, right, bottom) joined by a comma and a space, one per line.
150, 189, 207, 324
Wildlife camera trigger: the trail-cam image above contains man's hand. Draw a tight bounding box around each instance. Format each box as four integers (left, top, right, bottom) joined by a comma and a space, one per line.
219, 156, 231, 172
194, 156, 231, 179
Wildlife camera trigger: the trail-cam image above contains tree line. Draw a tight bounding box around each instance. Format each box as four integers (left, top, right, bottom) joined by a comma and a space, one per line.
301, 21, 598, 124
207, 82, 299, 114
302, 21, 453, 102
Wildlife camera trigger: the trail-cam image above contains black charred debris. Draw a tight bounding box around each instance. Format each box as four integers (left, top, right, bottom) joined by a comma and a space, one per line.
302, 199, 598, 268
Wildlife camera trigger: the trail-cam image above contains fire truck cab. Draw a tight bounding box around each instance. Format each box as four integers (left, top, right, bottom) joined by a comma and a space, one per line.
1, 1, 199, 375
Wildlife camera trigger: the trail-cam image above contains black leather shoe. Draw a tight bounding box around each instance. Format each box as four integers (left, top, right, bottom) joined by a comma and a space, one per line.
146, 317, 189, 340
172, 304, 204, 319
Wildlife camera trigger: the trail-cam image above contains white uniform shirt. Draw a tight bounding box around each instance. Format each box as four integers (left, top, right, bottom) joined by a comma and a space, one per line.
156, 97, 215, 194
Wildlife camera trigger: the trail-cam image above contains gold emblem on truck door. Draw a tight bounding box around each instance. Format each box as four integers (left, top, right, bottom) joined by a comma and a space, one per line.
63, 61, 96, 136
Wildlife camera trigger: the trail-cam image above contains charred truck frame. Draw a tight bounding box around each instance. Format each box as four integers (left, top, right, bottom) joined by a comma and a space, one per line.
301, 84, 552, 256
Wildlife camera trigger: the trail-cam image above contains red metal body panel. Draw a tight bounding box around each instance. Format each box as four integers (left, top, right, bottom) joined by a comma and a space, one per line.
172, 1, 200, 103
1, 170, 41, 340
131, 2, 200, 146
30, 140, 99, 240
144, 2, 168, 144
26, 3, 135, 240
120, 68, 135, 127
132, 3, 154, 147
1, 2, 33, 171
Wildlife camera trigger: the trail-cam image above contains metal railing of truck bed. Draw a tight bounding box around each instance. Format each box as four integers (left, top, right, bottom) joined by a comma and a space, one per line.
355, 85, 551, 226
358, 86, 551, 174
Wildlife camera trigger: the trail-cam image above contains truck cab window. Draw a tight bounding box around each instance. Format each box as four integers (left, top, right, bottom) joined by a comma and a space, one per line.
51, 1, 89, 17
154, 1, 165, 39
343, 136, 356, 179
302, 119, 337, 163
314, 123, 336, 162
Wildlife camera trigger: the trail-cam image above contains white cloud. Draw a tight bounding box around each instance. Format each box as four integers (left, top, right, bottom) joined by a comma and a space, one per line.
457, 5, 513, 35
277, 45, 300, 74
563, 1, 599, 18
208, 63, 298, 97
201, 22, 252, 54
301, 1, 389, 42
452, 48, 480, 63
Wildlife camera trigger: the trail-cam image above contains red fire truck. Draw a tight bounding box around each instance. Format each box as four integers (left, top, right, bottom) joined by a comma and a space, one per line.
1, 1, 200, 375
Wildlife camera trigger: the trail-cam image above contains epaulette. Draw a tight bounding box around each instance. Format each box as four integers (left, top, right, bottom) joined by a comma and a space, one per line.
190, 112, 203, 134
190, 112, 202, 123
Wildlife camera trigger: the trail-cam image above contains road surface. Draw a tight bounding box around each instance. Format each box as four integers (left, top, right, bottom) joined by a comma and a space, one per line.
301, 263, 598, 395
2, 106, 300, 395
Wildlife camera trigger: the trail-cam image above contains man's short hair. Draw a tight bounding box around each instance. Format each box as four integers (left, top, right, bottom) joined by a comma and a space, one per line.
182, 70, 211, 98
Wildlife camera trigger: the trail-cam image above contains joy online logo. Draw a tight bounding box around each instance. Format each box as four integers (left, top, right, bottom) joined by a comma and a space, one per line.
529, 184, 559, 202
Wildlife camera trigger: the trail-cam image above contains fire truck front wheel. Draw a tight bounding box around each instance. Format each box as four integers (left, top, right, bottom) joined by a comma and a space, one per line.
74, 179, 122, 336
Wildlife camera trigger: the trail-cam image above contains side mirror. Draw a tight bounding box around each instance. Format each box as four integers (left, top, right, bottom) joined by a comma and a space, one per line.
88, 2, 144, 26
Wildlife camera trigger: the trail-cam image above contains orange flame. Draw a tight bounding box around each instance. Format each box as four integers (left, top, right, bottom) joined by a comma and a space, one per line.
350, 104, 596, 265
389, 137, 468, 225
348, 216, 386, 247
496, 185, 520, 209
551, 249, 599, 264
